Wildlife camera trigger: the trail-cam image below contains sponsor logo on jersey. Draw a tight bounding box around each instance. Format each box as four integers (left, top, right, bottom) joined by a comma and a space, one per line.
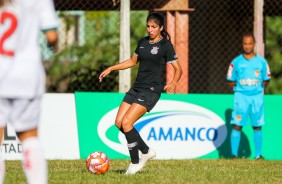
98, 100, 227, 159
239, 79, 259, 86
151, 46, 159, 55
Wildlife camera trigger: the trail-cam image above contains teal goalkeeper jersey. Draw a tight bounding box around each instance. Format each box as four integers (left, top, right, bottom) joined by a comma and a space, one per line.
227, 54, 271, 95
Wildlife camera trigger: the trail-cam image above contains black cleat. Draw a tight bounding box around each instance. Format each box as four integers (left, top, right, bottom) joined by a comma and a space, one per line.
231, 155, 238, 159
255, 155, 265, 160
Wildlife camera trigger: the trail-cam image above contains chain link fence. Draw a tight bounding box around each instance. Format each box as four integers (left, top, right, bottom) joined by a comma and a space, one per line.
42, 0, 282, 94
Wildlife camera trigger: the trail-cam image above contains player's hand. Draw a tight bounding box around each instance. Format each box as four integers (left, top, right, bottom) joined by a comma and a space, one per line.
164, 82, 176, 94
99, 68, 111, 82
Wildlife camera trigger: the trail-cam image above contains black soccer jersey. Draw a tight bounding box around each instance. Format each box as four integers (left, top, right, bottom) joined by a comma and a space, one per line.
133, 36, 178, 94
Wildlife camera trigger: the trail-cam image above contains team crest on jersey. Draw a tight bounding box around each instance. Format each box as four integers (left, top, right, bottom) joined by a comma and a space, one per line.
151, 47, 159, 55
254, 70, 260, 77
236, 115, 242, 122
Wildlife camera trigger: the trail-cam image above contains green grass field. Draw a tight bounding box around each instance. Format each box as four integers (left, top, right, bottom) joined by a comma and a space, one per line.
4, 159, 282, 184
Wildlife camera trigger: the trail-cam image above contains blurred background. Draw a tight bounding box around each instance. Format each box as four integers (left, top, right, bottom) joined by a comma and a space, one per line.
41, 0, 282, 94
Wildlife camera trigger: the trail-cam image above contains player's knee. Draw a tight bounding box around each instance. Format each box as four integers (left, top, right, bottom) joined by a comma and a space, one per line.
253, 126, 262, 130
16, 128, 38, 142
233, 125, 242, 131
121, 118, 133, 132
115, 119, 122, 129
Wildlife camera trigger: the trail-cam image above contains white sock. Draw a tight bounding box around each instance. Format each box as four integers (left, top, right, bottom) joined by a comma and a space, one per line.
0, 154, 5, 184
22, 137, 47, 184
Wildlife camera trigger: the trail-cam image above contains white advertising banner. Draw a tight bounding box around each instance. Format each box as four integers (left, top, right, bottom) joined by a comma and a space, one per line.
1, 94, 80, 160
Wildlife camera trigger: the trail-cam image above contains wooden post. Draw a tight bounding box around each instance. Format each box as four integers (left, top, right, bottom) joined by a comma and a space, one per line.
166, 11, 176, 92
175, 11, 189, 93
254, 0, 264, 57
154, 0, 194, 94
166, 11, 189, 93
119, 0, 131, 92
155, 0, 194, 94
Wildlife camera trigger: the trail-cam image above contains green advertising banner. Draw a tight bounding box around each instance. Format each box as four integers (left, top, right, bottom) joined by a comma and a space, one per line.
75, 92, 282, 160
75, 92, 127, 159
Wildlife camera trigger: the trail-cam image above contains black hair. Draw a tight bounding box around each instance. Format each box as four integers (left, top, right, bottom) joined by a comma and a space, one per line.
147, 12, 171, 42
242, 32, 256, 42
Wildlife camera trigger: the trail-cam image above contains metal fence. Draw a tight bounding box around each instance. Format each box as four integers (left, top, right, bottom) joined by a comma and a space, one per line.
42, 0, 282, 94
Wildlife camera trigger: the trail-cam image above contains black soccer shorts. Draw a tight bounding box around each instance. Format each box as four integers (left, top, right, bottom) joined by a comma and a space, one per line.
123, 88, 160, 112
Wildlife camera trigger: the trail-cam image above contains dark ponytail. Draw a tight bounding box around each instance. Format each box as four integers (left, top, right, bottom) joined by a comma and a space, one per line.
147, 12, 171, 42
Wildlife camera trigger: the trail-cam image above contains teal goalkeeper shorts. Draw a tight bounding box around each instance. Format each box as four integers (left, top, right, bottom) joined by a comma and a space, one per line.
231, 92, 265, 127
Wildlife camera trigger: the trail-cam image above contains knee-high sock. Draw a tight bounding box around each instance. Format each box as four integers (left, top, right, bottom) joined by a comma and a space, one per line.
254, 130, 262, 158
121, 127, 149, 154
22, 137, 47, 184
0, 154, 5, 184
119, 127, 125, 134
124, 129, 139, 164
231, 129, 241, 157
132, 128, 149, 154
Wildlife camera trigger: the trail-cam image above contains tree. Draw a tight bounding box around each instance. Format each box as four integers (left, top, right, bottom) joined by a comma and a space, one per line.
45, 11, 148, 93
265, 16, 282, 94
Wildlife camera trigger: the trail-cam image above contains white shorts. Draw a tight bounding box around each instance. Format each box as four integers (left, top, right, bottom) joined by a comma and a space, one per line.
0, 97, 41, 132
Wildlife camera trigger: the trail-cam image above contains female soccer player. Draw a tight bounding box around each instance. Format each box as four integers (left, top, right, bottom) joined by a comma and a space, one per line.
99, 12, 182, 175
0, 0, 58, 183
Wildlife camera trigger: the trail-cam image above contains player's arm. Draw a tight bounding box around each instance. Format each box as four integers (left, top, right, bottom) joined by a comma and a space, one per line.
45, 29, 58, 50
39, 0, 59, 50
227, 81, 236, 88
164, 60, 182, 93
227, 62, 236, 88
263, 80, 270, 87
99, 54, 138, 82
262, 60, 271, 88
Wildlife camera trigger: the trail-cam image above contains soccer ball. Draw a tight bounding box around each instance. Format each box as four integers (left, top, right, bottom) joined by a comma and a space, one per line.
86, 151, 110, 174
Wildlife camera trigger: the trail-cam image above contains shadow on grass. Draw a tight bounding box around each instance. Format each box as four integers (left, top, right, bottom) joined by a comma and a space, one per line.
215, 108, 251, 159
109, 169, 126, 174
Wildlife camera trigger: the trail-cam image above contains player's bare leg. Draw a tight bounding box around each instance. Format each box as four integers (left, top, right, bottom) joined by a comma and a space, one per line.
116, 102, 155, 174
121, 103, 148, 175
121, 103, 147, 132
115, 102, 131, 132
0, 127, 5, 184
17, 128, 47, 184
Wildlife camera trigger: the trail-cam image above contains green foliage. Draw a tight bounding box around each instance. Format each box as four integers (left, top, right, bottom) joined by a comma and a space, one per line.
4, 159, 282, 183
45, 12, 282, 94
47, 11, 119, 92
265, 16, 282, 94
46, 11, 148, 93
